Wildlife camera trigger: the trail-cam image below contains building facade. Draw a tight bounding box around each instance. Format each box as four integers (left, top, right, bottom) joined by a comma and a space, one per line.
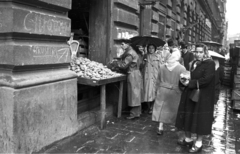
136, 0, 227, 45
0, 0, 227, 153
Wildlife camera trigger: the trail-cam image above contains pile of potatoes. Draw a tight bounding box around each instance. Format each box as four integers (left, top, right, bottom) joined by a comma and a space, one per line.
70, 57, 122, 80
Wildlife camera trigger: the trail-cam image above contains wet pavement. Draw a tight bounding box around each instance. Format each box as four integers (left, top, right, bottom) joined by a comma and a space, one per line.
39, 87, 239, 154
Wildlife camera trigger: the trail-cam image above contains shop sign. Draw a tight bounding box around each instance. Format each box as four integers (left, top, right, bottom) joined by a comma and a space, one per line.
117, 31, 138, 39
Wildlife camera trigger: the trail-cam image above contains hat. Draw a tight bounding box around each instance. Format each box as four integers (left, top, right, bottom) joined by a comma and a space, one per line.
119, 39, 131, 44
167, 39, 174, 47
180, 42, 187, 49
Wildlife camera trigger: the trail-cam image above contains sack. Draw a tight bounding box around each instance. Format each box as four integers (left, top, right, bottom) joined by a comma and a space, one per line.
190, 80, 200, 102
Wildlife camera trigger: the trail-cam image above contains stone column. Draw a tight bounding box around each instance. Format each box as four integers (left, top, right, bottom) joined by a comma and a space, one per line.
0, 0, 78, 153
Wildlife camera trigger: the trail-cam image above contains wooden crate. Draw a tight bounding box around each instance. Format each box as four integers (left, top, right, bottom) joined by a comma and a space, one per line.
234, 82, 240, 89
234, 75, 240, 83
233, 100, 240, 110
236, 67, 240, 75
77, 84, 100, 115
232, 89, 240, 100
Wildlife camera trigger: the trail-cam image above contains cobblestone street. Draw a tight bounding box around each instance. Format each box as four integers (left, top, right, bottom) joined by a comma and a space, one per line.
39, 87, 239, 153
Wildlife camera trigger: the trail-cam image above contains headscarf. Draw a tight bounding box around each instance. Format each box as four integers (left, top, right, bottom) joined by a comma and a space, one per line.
213, 58, 219, 70
165, 49, 181, 71
159, 44, 171, 63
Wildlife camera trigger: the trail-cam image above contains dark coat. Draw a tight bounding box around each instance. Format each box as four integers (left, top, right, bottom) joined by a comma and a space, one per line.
182, 51, 194, 71
175, 59, 215, 135
214, 66, 224, 104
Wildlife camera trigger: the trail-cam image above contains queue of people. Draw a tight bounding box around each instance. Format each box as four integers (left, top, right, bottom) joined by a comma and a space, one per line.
110, 38, 220, 153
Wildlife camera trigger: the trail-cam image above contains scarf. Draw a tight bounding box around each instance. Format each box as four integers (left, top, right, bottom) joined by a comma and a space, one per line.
213, 59, 219, 70
190, 60, 201, 72
165, 49, 181, 71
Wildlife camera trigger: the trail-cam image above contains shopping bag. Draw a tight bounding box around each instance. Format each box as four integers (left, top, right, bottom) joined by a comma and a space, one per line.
190, 80, 200, 102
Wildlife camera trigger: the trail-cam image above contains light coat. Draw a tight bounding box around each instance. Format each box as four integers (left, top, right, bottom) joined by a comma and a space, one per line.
142, 53, 161, 102
117, 46, 142, 107
152, 64, 186, 124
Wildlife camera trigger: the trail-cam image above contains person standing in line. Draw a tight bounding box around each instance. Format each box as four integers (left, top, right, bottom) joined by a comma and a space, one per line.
167, 39, 184, 66
157, 43, 171, 65
191, 44, 196, 52
136, 45, 145, 109
175, 44, 215, 153
180, 42, 194, 71
136, 45, 145, 76
142, 44, 161, 114
111, 39, 142, 120
152, 50, 186, 135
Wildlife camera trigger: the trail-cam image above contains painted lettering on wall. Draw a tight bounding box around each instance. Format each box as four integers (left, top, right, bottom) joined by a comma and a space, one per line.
24, 12, 71, 36
32, 46, 70, 63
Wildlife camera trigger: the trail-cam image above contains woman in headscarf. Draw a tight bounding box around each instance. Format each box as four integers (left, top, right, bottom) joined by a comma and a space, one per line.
152, 49, 186, 135
142, 44, 161, 114
158, 43, 171, 65
175, 44, 215, 153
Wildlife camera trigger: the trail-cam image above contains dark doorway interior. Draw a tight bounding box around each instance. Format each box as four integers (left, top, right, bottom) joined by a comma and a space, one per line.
68, 0, 100, 115
68, 0, 90, 57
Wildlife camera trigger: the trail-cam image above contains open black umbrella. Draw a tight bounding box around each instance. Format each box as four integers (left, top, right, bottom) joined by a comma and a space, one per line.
130, 36, 165, 47
201, 41, 222, 47
208, 50, 225, 59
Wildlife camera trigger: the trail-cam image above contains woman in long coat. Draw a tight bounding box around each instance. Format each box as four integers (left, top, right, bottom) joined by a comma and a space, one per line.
152, 50, 186, 135
175, 44, 215, 153
142, 44, 161, 113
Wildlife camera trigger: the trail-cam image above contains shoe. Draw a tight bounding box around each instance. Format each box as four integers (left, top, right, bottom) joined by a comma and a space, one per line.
156, 129, 164, 135
125, 116, 139, 120
189, 144, 203, 153
177, 139, 193, 147
148, 110, 153, 115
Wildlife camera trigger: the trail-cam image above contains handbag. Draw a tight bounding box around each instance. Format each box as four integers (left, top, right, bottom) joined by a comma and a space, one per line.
190, 80, 200, 102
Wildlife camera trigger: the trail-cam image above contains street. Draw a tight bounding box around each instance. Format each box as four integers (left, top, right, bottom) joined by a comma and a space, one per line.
39, 87, 239, 154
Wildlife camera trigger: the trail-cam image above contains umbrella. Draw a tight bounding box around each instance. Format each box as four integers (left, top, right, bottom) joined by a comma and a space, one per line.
208, 50, 225, 59
130, 36, 165, 47
201, 41, 222, 47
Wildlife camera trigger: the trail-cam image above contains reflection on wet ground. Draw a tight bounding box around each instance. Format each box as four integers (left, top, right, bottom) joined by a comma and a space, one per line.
40, 88, 238, 153
210, 89, 236, 154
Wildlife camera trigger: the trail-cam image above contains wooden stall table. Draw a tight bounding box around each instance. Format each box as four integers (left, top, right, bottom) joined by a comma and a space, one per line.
77, 75, 126, 129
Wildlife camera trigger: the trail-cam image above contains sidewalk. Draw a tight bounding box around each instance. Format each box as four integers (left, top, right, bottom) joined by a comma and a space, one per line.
38, 88, 237, 154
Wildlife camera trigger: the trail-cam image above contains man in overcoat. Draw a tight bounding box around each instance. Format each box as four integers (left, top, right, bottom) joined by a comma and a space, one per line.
111, 39, 142, 119
180, 42, 194, 71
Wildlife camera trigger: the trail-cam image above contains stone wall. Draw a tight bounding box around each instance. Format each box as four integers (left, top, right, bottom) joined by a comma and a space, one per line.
0, 0, 79, 153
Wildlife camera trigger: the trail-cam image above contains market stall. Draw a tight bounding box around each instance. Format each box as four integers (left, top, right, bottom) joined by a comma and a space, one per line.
69, 56, 126, 129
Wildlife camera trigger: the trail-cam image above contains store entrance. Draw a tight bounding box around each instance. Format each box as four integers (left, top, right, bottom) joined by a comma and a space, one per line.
68, 0, 101, 114
68, 0, 90, 58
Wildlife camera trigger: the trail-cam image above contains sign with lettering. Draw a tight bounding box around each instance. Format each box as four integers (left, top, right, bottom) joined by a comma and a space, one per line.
115, 27, 138, 39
